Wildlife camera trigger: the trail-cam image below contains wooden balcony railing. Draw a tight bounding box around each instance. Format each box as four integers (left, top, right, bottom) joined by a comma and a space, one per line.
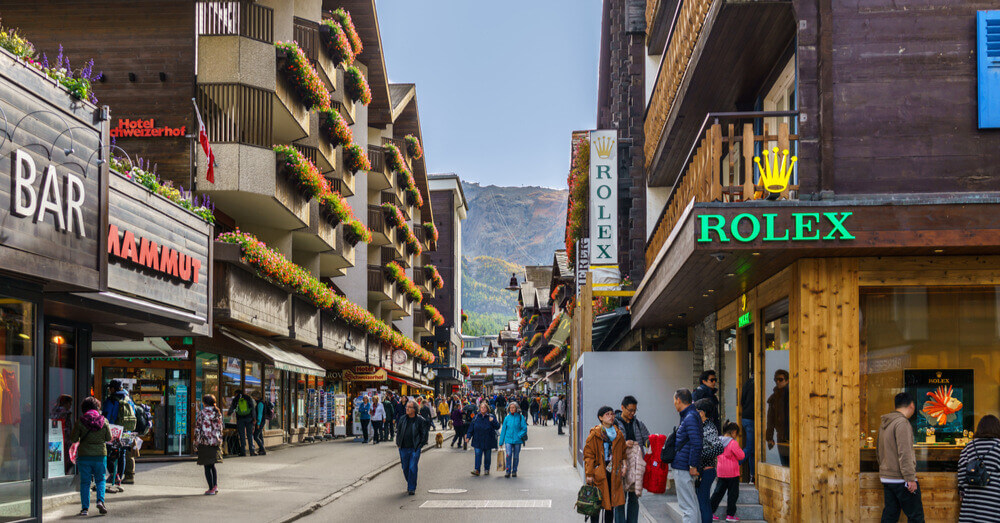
413, 268, 426, 287
196, 83, 273, 147
330, 177, 344, 195
367, 265, 386, 294
196, 0, 274, 43
293, 144, 319, 167
381, 246, 400, 267
382, 137, 406, 157
292, 17, 320, 63
367, 145, 387, 174
645, 111, 799, 269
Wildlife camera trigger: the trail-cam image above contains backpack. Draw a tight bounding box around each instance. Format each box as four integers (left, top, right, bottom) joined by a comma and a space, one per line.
119, 400, 137, 432
262, 400, 275, 421
701, 426, 725, 462
236, 397, 251, 417
134, 403, 151, 435
661, 427, 678, 463
575, 484, 603, 517
964, 441, 998, 488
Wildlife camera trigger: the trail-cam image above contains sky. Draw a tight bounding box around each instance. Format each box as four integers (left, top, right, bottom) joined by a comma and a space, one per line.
376, 0, 601, 189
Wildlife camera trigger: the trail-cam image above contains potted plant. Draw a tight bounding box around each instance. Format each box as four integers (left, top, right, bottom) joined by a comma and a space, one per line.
318, 107, 352, 147
275, 42, 331, 111
422, 222, 439, 243
384, 143, 406, 173
319, 19, 353, 66
344, 219, 371, 246
404, 134, 423, 159
343, 143, 370, 173
405, 186, 423, 207
329, 8, 363, 55
344, 65, 372, 105
274, 145, 327, 200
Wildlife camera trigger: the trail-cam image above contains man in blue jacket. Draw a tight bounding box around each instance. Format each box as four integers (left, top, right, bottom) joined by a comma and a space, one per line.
671, 388, 702, 523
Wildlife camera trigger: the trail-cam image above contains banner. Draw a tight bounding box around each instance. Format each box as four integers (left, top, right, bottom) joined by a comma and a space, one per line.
589, 130, 617, 265
576, 238, 590, 296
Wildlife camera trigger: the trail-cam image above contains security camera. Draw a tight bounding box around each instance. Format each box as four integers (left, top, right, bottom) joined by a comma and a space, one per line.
710, 252, 728, 262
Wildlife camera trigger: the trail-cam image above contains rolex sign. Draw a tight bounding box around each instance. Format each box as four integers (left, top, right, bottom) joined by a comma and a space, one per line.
589, 130, 617, 265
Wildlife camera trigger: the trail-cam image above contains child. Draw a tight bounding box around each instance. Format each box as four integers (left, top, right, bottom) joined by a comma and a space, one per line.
710, 422, 746, 521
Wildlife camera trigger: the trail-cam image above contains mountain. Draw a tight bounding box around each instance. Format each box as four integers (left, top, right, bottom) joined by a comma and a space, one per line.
460, 182, 567, 336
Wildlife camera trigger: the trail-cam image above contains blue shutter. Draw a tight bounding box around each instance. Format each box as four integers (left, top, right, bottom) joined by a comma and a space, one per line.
978, 11, 1000, 128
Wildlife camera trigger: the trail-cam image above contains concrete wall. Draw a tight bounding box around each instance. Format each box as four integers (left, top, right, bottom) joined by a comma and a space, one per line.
336, 83, 369, 307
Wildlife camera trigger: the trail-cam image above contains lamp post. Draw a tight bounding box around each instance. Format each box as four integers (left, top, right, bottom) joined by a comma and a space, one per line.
505, 272, 521, 291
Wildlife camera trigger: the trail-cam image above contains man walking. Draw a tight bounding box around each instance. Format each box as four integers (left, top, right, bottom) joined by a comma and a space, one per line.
693, 370, 721, 431
396, 400, 429, 495
672, 388, 702, 523
878, 392, 924, 522
102, 380, 137, 491
383, 394, 396, 441
556, 394, 567, 435
227, 389, 256, 456
616, 395, 651, 523
251, 391, 269, 455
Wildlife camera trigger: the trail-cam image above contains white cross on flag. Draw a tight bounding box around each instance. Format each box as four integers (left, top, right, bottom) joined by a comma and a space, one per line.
193, 100, 216, 183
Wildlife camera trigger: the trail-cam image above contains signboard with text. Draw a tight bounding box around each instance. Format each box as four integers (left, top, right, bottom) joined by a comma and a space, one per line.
589, 130, 617, 265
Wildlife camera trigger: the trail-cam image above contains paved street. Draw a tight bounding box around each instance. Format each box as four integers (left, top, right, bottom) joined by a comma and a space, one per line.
302, 422, 582, 523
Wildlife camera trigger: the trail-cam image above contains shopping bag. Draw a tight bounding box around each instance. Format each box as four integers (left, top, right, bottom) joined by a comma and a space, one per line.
68, 442, 79, 464
496, 448, 506, 471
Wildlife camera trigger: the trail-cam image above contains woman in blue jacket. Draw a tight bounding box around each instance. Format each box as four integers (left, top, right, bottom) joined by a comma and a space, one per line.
498, 402, 528, 478
465, 401, 500, 476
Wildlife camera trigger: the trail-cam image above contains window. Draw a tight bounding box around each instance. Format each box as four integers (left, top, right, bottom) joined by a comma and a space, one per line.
244, 360, 262, 405
264, 366, 281, 430
860, 286, 1000, 472
46, 326, 76, 478
0, 295, 35, 520
195, 352, 219, 408
760, 301, 790, 467
763, 56, 797, 185
221, 357, 242, 410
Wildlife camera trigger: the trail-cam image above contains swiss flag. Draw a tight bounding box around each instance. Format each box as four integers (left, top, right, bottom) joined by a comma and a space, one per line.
193, 102, 216, 183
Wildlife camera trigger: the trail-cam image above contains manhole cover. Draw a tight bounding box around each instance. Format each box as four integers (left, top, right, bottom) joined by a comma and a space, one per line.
428, 488, 468, 494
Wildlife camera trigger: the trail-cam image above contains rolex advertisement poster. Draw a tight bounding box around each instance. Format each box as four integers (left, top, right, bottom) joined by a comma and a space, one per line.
904, 369, 974, 441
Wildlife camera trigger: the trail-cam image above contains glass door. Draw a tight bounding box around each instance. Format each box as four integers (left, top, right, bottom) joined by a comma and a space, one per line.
165, 370, 191, 455
45, 325, 77, 479
0, 294, 37, 521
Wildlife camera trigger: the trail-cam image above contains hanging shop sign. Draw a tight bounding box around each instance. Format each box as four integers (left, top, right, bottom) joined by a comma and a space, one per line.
107, 224, 202, 284
738, 294, 751, 327
589, 130, 617, 264
110, 118, 187, 138
344, 365, 387, 382
696, 212, 855, 244
576, 238, 590, 296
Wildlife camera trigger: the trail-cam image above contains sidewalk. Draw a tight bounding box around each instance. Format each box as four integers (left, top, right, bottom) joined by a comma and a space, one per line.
45, 429, 453, 521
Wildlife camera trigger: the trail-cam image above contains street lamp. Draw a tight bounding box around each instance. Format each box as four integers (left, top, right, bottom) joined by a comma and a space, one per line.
505, 272, 520, 291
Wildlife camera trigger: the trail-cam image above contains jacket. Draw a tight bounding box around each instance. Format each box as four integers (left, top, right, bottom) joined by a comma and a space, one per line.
70, 413, 112, 457
450, 408, 465, 428
194, 407, 224, 447
740, 378, 754, 420
372, 402, 385, 421
877, 411, 917, 482
614, 412, 651, 448
583, 424, 627, 510
227, 394, 256, 420
498, 412, 527, 445
624, 443, 647, 495
358, 402, 371, 421
672, 404, 703, 470
693, 384, 721, 430
716, 437, 745, 478
465, 413, 500, 450
396, 414, 429, 449
437, 401, 450, 416
419, 404, 433, 421
765, 386, 789, 443
383, 400, 395, 421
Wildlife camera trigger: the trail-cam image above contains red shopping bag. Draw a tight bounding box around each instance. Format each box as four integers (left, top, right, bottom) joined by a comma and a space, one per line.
643, 433, 668, 494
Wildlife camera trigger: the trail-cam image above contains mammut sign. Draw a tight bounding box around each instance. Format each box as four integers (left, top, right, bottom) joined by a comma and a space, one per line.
107, 224, 202, 284
696, 212, 855, 243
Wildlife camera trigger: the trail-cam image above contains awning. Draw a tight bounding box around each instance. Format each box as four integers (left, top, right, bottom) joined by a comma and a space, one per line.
93, 337, 174, 357
592, 308, 631, 352
388, 375, 433, 391
219, 327, 325, 377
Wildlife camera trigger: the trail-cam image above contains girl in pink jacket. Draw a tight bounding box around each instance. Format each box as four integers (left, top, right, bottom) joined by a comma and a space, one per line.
710, 422, 745, 521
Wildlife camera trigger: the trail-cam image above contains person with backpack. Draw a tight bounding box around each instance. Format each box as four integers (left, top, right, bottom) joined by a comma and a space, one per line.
877, 392, 924, 522
584, 406, 626, 522
540, 395, 550, 426
71, 396, 112, 516
465, 401, 500, 476
123, 400, 149, 485
957, 414, 1000, 522
498, 402, 527, 478
195, 394, 224, 495
694, 398, 724, 523
710, 422, 746, 522
226, 390, 257, 456
252, 391, 270, 455
101, 380, 137, 492
672, 388, 703, 523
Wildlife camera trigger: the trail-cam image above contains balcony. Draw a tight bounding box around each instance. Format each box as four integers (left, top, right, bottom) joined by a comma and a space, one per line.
367, 205, 392, 246
289, 296, 320, 347
413, 308, 434, 338
274, 48, 311, 143
293, 201, 355, 277
214, 242, 290, 336
292, 16, 337, 93
367, 265, 392, 304
367, 145, 391, 191
381, 246, 406, 270
413, 267, 433, 296
197, 0, 274, 43
644, 0, 794, 186
382, 137, 408, 166
645, 112, 799, 269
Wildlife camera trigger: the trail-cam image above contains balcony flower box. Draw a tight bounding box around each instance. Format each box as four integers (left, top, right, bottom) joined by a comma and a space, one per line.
344, 65, 371, 106
319, 20, 354, 67
343, 143, 370, 173
318, 107, 353, 148
329, 8, 363, 56
275, 42, 331, 111
404, 134, 423, 159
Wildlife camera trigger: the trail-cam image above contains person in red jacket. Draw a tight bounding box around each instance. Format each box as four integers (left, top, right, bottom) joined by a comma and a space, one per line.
710, 422, 746, 521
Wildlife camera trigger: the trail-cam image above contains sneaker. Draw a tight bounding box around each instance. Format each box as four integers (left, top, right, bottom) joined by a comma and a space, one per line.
713, 517, 721, 521
407, 490, 415, 495
208, 487, 218, 495
726, 517, 740, 522
96, 502, 107, 515
512, 472, 517, 478
504, 473, 510, 478
78, 509, 88, 516
484, 470, 489, 476
470, 470, 480, 476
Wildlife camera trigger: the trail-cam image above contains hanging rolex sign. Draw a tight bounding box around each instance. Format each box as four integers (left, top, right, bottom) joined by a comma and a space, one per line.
589, 130, 617, 265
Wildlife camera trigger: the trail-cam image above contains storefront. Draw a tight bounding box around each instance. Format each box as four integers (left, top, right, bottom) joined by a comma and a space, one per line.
632, 200, 1000, 521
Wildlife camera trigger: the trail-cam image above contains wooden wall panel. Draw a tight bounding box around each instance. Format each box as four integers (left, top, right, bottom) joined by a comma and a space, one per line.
859, 256, 1000, 287
859, 473, 958, 522
757, 473, 791, 523
790, 258, 860, 521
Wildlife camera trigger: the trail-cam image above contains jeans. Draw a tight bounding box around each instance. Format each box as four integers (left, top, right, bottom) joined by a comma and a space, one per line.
253, 421, 265, 452
384, 418, 394, 440
399, 447, 421, 492
531, 411, 539, 424
452, 425, 466, 446
673, 469, 700, 523
360, 419, 370, 442
236, 417, 255, 454
504, 443, 521, 473
697, 468, 717, 523
474, 447, 492, 472
439, 414, 449, 428
741, 418, 754, 480
77, 456, 106, 510
881, 483, 925, 523
557, 414, 565, 434
372, 420, 384, 443
711, 476, 740, 517
624, 491, 640, 523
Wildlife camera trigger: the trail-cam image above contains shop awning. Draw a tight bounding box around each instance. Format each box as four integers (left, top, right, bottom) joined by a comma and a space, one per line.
387, 375, 433, 391
219, 327, 325, 377
92, 337, 173, 357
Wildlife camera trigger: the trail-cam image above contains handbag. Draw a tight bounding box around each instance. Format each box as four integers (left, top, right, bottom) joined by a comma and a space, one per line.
496, 448, 506, 471
575, 484, 603, 517
660, 427, 677, 463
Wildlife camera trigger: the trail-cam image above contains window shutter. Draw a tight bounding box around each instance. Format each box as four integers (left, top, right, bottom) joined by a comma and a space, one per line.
978, 11, 1000, 128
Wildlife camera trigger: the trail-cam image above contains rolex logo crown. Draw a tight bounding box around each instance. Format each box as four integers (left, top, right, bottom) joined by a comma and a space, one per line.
754, 147, 798, 194
594, 136, 615, 159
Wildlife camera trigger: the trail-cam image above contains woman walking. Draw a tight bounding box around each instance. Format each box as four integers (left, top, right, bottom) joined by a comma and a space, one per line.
358, 396, 372, 443
529, 396, 540, 425
465, 401, 500, 476
694, 398, 724, 523
195, 394, 224, 495
371, 395, 386, 445
957, 414, 1000, 522
70, 397, 112, 516
450, 401, 467, 449
584, 406, 626, 522
498, 402, 528, 478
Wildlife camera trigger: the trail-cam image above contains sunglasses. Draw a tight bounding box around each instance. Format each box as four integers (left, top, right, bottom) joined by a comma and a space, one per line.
775, 377, 787, 382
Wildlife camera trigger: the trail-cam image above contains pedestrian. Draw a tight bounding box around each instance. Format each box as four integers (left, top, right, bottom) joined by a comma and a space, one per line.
496, 393, 507, 421
557, 394, 568, 434
957, 414, 1000, 522
740, 377, 754, 483
70, 396, 111, 516
382, 394, 396, 441
226, 389, 257, 456
584, 406, 626, 522
765, 369, 790, 466
195, 394, 224, 496
251, 391, 268, 455
877, 392, 924, 522
529, 396, 540, 425
519, 395, 530, 418
419, 398, 435, 430
710, 422, 745, 521
396, 400, 429, 495
498, 402, 527, 478
616, 396, 651, 523
450, 401, 467, 449
672, 388, 703, 523
101, 380, 137, 492
540, 395, 550, 426
372, 395, 387, 444
465, 401, 500, 476
693, 370, 721, 431
694, 399, 724, 523
437, 397, 450, 429
358, 395, 371, 443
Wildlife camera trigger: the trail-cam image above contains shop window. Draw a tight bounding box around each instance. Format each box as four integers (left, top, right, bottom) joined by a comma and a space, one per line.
0, 295, 36, 520
761, 301, 790, 468
45, 326, 76, 478
195, 352, 219, 408
295, 374, 306, 428
221, 357, 242, 410
263, 366, 281, 430
244, 360, 262, 406
860, 286, 1000, 472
